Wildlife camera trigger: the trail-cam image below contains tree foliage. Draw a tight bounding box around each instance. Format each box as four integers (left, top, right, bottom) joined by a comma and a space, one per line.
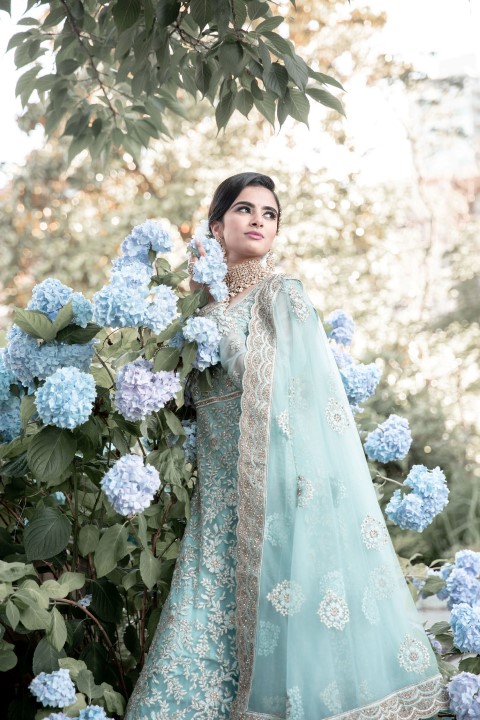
3, 0, 344, 164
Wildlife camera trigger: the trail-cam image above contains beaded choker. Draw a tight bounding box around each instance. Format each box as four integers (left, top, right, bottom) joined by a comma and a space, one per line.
224, 253, 276, 299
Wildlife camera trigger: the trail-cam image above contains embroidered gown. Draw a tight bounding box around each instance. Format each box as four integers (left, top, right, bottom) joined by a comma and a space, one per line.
125, 274, 449, 720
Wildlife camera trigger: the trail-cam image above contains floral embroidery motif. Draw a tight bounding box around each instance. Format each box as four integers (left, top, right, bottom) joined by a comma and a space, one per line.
320, 570, 346, 596
288, 286, 309, 321
287, 685, 305, 720
321, 680, 342, 713
276, 409, 292, 439
360, 514, 389, 550
297, 475, 314, 508
257, 620, 281, 657
267, 580, 305, 616
228, 335, 243, 353
317, 590, 350, 630
362, 587, 380, 625
325, 397, 349, 433
265, 513, 289, 547
398, 634, 431, 673
370, 565, 395, 599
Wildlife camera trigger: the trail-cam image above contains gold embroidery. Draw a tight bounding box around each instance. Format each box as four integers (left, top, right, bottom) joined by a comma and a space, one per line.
287, 285, 309, 321
194, 390, 243, 408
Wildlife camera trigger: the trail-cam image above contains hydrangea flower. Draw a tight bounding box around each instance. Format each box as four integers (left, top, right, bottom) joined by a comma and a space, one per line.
111, 256, 153, 286
386, 490, 434, 532
455, 549, 480, 577
71, 292, 94, 327
448, 672, 480, 720
115, 358, 181, 421
51, 491, 66, 505
446, 568, 480, 609
329, 343, 354, 370
93, 277, 150, 329
167, 419, 197, 464
188, 221, 228, 301
385, 464, 449, 532
78, 706, 109, 720
29, 668, 76, 708
325, 309, 355, 346
77, 594, 92, 608
45, 714, 70, 720
35, 367, 96, 429
182, 316, 221, 370
5, 326, 95, 386
0, 348, 17, 403
28, 279, 73, 320
100, 454, 161, 516
168, 331, 186, 351
436, 563, 453, 601
450, 603, 480, 653
339, 362, 381, 412
0, 395, 21, 443
364, 414, 412, 463
121, 220, 172, 262
143, 285, 178, 334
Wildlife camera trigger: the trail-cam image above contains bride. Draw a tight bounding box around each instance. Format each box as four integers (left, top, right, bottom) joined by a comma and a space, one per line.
125, 172, 448, 720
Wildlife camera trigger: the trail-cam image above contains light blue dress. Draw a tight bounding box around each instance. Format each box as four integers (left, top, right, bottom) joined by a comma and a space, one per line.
125, 274, 449, 720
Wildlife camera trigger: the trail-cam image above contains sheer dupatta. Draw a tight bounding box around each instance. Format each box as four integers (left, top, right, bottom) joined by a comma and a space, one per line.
230, 274, 448, 720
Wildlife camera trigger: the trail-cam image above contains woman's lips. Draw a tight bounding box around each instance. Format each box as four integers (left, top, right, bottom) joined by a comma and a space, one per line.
245, 232, 264, 239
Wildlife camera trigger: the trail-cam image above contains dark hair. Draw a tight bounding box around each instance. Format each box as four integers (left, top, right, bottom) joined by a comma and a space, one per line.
208, 172, 281, 235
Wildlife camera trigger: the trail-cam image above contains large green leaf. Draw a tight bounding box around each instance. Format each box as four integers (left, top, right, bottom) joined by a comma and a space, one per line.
94, 524, 129, 578
23, 507, 71, 561
55, 322, 102, 344
153, 346, 180, 372
157, 0, 180, 26
32, 636, 66, 674
78, 525, 100, 557
112, 0, 141, 31
91, 578, 123, 623
13, 308, 56, 341
47, 607, 68, 652
27, 426, 76, 482
306, 86, 345, 116
139, 548, 162, 590
76, 668, 104, 700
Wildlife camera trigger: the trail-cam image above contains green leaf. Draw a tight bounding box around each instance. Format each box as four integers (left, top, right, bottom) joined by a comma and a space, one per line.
287, 88, 310, 125
15, 65, 41, 105
255, 16, 283, 33
252, 89, 276, 126
306, 86, 345, 116
230, 0, 247, 27
13, 308, 56, 341
284, 53, 309, 92
0, 646, 17, 671
140, 548, 161, 589
178, 289, 208, 318
153, 346, 180, 372
261, 31, 294, 58
20, 604, 51, 631
124, 624, 141, 658
180, 341, 197, 379
5, 600, 20, 631
235, 89, 253, 117
20, 395, 37, 430
7, 31, 31, 52
27, 426, 77, 482
76, 668, 104, 700
33, 637, 66, 674
112, 0, 141, 31
23, 507, 72, 561
218, 41, 244, 77
58, 657, 88, 681
215, 90, 236, 131
459, 656, 480, 674
157, 0, 180, 26
190, 0, 212, 29
162, 408, 185, 437
94, 524, 129, 578
91, 578, 123, 623
41, 579, 70, 600
51, 300, 74, 334
58, 571, 85, 593
103, 686, 126, 715
0, 1, 11, 15
195, 57, 212, 97
78, 525, 100, 557
47, 607, 67, 651
308, 68, 345, 91
247, 0, 269, 21
0, 561, 34, 582
263, 62, 288, 98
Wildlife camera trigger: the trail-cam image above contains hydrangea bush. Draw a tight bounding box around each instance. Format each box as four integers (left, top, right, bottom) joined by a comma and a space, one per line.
0, 222, 474, 719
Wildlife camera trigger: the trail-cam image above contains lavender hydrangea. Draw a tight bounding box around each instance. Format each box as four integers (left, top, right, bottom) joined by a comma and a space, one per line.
385, 464, 449, 532
35, 367, 96, 429
455, 549, 480, 577
182, 316, 221, 370
93, 277, 150, 329
450, 603, 480, 653
364, 414, 412, 463
448, 672, 480, 720
143, 285, 178, 334
339, 362, 381, 412
29, 668, 76, 708
121, 220, 172, 263
100, 454, 161, 516
78, 706, 109, 720
115, 358, 181, 421
5, 326, 95, 386
0, 395, 21, 443
446, 568, 480, 609
0, 348, 17, 403
189, 221, 228, 301
325, 309, 355, 346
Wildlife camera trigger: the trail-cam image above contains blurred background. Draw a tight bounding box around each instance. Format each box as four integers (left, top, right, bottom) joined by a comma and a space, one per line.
0, 0, 479, 562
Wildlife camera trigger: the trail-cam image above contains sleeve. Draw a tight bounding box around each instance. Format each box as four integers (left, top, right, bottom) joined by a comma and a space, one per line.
219, 327, 247, 390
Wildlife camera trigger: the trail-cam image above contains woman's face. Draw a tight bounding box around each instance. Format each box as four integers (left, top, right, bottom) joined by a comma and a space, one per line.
210, 185, 279, 266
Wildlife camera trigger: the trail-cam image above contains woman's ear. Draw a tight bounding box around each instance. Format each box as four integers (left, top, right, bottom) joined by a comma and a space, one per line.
210, 220, 222, 238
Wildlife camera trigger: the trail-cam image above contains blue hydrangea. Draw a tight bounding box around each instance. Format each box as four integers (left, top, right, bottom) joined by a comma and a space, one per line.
0, 348, 18, 403
115, 359, 181, 421
100, 454, 161, 516
182, 316, 221, 370
404, 465, 449, 512
51, 491, 66, 505
446, 568, 480, 609
385, 464, 449, 532
189, 222, 228, 302
339, 362, 381, 412
168, 331, 185, 351
44, 714, 70, 720
121, 220, 172, 262
93, 277, 150, 328
5, 326, 95, 386
28, 279, 73, 320
143, 285, 178, 334
455, 549, 480, 577
29, 668, 76, 708
182, 419, 197, 464
448, 672, 480, 720
111, 256, 153, 286
77, 594, 92, 608
450, 603, 480, 653
385, 490, 435, 532
329, 343, 354, 369
71, 292, 94, 327
78, 706, 109, 720
0, 395, 21, 443
363, 414, 412, 463
35, 367, 96, 429
436, 563, 453, 601
325, 309, 355, 346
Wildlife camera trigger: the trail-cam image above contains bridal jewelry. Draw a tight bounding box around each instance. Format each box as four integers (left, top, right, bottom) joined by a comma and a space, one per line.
224, 253, 276, 299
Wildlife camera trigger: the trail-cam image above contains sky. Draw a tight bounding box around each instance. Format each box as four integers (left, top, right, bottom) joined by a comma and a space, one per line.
0, 0, 479, 185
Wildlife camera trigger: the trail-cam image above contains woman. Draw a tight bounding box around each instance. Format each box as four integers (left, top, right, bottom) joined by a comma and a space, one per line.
126, 172, 449, 719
